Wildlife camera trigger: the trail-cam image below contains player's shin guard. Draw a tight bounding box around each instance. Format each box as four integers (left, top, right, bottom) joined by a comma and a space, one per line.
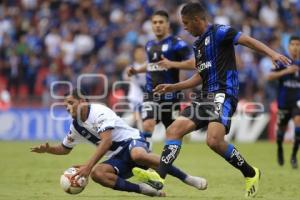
292, 127, 300, 158
157, 140, 182, 179
113, 177, 140, 193
223, 144, 255, 178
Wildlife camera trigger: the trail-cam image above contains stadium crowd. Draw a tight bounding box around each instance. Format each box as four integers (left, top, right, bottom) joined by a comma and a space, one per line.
0, 0, 300, 108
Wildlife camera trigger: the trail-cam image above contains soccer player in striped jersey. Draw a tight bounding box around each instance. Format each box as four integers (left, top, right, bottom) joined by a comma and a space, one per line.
267, 35, 300, 169
132, 2, 291, 198
127, 10, 194, 146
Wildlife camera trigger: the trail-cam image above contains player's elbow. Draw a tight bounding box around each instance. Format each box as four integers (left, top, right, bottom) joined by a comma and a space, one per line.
265, 74, 276, 81
62, 149, 72, 155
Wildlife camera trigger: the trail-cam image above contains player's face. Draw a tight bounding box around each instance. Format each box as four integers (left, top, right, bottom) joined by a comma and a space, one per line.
288, 39, 300, 59
181, 15, 205, 37
151, 15, 169, 38
64, 95, 80, 119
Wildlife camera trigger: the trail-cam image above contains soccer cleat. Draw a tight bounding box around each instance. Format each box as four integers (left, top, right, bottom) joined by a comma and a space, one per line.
290, 156, 298, 169
277, 147, 284, 166
184, 175, 208, 190
245, 167, 261, 198
139, 183, 166, 197
132, 167, 165, 190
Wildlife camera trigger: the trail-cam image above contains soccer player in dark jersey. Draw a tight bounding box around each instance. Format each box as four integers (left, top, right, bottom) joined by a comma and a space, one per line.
127, 10, 194, 146
267, 36, 300, 169
132, 2, 291, 198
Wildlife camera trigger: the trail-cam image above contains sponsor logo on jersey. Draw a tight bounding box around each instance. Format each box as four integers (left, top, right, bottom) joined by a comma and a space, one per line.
283, 80, 300, 88
196, 61, 212, 72
147, 63, 167, 71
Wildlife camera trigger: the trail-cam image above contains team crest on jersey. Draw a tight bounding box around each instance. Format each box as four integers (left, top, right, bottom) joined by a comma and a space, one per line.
205, 36, 210, 46
162, 44, 168, 52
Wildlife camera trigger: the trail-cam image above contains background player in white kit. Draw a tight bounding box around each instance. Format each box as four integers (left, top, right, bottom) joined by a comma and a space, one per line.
125, 45, 146, 130
31, 88, 207, 197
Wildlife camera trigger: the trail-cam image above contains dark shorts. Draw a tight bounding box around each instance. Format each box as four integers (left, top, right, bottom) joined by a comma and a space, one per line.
141, 93, 180, 128
181, 93, 237, 134
277, 106, 300, 127
102, 139, 149, 179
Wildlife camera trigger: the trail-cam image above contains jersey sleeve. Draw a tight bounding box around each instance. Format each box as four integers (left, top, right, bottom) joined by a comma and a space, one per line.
94, 112, 116, 134
62, 124, 82, 149
175, 39, 192, 60
216, 25, 242, 45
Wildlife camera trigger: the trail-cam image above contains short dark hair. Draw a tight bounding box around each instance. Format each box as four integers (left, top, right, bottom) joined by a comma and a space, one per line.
65, 88, 89, 102
289, 35, 300, 43
152, 10, 169, 21
181, 2, 206, 19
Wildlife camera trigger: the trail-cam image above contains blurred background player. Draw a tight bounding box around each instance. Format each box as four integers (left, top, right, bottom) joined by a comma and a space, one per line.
267, 35, 300, 169
133, 2, 292, 198
31, 88, 207, 197
127, 10, 194, 146
124, 45, 146, 130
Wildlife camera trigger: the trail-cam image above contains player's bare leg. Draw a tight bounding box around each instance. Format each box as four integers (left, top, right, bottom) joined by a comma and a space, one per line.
141, 118, 156, 149
206, 122, 260, 197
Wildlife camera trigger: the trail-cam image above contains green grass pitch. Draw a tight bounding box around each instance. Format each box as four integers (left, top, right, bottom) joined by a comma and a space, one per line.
0, 141, 299, 200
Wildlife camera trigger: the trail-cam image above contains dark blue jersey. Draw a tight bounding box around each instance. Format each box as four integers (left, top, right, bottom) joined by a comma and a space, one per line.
145, 35, 191, 100
273, 57, 300, 108
193, 24, 241, 99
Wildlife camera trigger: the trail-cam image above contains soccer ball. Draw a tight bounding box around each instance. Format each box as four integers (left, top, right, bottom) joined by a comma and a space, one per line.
60, 167, 88, 194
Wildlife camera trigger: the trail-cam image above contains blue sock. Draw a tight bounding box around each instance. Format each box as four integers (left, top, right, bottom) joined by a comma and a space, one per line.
157, 139, 182, 179
168, 165, 187, 181
113, 177, 140, 193
223, 144, 255, 177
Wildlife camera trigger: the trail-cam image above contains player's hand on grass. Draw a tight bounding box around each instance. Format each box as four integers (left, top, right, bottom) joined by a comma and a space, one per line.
126, 66, 137, 77
30, 142, 50, 153
153, 84, 175, 94
158, 56, 174, 69
72, 164, 92, 179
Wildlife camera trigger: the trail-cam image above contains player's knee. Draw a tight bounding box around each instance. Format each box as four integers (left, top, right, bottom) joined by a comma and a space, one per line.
131, 149, 147, 163
206, 135, 221, 150
90, 168, 106, 184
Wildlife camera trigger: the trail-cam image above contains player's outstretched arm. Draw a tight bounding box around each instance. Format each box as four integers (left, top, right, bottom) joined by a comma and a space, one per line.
72, 130, 113, 178
126, 63, 147, 77
30, 142, 71, 155
158, 56, 195, 70
153, 73, 202, 94
237, 34, 291, 66
267, 65, 299, 81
